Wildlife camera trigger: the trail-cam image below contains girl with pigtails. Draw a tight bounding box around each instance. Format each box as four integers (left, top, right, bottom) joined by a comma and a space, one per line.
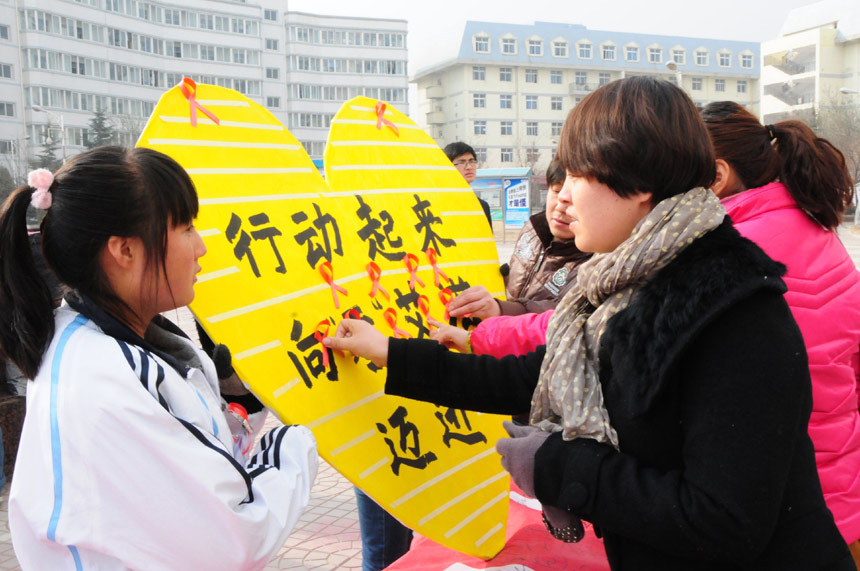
0, 146, 317, 569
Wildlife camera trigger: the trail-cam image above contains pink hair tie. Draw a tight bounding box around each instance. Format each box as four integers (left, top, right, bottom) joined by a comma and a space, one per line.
28, 168, 54, 210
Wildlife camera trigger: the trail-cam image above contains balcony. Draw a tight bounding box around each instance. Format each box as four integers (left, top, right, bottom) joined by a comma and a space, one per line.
426, 111, 446, 125
569, 82, 596, 95
426, 85, 445, 99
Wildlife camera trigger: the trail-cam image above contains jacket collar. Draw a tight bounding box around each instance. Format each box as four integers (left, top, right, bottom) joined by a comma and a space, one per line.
529, 212, 586, 258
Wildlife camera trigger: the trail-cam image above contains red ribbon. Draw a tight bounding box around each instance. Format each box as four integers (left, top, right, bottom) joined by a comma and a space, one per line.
439, 288, 454, 321
417, 294, 439, 328
319, 261, 348, 308
403, 253, 425, 291
375, 101, 399, 136
366, 262, 390, 300
312, 320, 342, 369
383, 308, 411, 339
179, 77, 220, 127
425, 248, 450, 287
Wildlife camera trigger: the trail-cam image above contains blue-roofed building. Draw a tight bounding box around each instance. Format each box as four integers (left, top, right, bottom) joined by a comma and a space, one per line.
413, 20, 759, 174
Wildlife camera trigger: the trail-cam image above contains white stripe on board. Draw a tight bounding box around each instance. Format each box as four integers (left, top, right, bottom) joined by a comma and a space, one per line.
234, 340, 282, 361
329, 140, 439, 149
205, 282, 329, 323
158, 115, 285, 130
330, 164, 452, 172
391, 447, 498, 508
348, 105, 392, 115
444, 491, 508, 539
475, 522, 504, 548
325, 187, 471, 197
330, 119, 423, 130
417, 472, 508, 526
195, 99, 250, 107
360, 457, 390, 480
306, 391, 386, 429
331, 429, 377, 457
441, 211, 485, 216
196, 267, 240, 283
147, 138, 301, 150
199, 192, 321, 205
197, 229, 221, 237
186, 167, 313, 175
453, 237, 495, 243
273, 377, 301, 399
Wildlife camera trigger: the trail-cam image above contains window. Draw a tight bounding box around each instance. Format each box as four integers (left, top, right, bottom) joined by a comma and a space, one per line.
526, 95, 537, 110
474, 35, 489, 53
164, 9, 180, 26
741, 53, 753, 69
500, 94, 512, 109
0, 25, 8, 40
648, 47, 663, 64
672, 49, 685, 64
264, 9, 277, 21
553, 41, 568, 57
475, 147, 487, 163
695, 50, 708, 66
551, 96, 562, 111
0, 140, 13, 154
718, 51, 731, 67
551, 121, 563, 136
525, 69, 537, 83
0, 64, 10, 79
266, 96, 281, 108
550, 70, 562, 84
473, 66, 485, 80
528, 39, 543, 56
500, 67, 512, 82
578, 42, 592, 59
265, 38, 279, 51
501, 38, 516, 54
598, 72, 611, 87
473, 93, 486, 108
526, 121, 538, 136
527, 148, 540, 163
737, 80, 747, 94
715, 78, 725, 92
500, 121, 512, 135
0, 102, 13, 117
625, 46, 639, 62
266, 67, 280, 79
692, 77, 703, 91
501, 148, 513, 162
474, 120, 486, 135
602, 44, 616, 61
575, 71, 587, 85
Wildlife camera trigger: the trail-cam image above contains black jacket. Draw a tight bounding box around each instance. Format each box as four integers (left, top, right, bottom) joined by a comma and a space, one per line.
385, 220, 852, 570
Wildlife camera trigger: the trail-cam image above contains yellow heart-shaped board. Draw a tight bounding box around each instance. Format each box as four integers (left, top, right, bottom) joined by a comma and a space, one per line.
138, 84, 509, 559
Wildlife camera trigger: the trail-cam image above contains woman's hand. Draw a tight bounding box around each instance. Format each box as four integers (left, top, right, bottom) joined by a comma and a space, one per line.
323, 319, 389, 368
428, 318, 470, 352
447, 285, 501, 320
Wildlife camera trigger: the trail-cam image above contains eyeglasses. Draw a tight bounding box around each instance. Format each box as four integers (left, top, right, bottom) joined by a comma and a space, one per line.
453, 159, 478, 167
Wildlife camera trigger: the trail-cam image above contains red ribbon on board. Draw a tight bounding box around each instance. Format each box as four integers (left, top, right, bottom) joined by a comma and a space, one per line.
438, 288, 455, 321
312, 320, 343, 369
179, 77, 220, 127
366, 261, 390, 300
425, 247, 450, 287
383, 308, 411, 339
417, 294, 439, 328
375, 101, 399, 136
319, 261, 348, 308
403, 253, 425, 291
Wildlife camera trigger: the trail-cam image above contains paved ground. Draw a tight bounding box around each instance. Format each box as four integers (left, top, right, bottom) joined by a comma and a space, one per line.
0, 227, 856, 569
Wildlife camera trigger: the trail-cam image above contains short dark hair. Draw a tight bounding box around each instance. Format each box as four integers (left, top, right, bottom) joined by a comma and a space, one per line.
443, 142, 476, 162
0, 146, 198, 378
557, 77, 715, 203
546, 158, 565, 187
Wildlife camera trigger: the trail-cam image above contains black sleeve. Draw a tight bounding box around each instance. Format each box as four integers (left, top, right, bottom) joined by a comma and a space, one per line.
385, 338, 545, 415
533, 292, 819, 563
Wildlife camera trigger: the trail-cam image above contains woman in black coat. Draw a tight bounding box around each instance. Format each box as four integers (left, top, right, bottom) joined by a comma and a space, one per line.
324, 77, 853, 570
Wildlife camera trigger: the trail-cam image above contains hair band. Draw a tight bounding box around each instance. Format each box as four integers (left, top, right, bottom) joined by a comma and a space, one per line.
765, 125, 777, 142
27, 168, 54, 210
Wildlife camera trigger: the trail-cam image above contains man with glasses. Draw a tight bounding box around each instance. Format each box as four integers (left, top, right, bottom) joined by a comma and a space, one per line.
444, 142, 493, 229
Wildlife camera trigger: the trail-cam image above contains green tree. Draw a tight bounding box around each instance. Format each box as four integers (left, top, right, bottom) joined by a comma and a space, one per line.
30, 132, 62, 172
0, 166, 15, 205
86, 107, 115, 149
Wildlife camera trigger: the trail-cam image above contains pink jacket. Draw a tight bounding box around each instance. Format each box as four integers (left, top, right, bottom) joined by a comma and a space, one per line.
724, 182, 860, 543
471, 310, 553, 358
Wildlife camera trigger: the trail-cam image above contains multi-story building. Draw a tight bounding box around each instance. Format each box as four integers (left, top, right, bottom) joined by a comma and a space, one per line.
0, 0, 408, 181
760, 0, 860, 124
413, 21, 759, 172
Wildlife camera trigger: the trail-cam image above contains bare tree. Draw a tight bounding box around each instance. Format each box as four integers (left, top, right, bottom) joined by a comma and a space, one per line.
111, 114, 147, 147
816, 95, 860, 185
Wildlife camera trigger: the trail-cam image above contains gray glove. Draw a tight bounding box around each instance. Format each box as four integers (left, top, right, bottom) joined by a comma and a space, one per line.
495, 421, 549, 498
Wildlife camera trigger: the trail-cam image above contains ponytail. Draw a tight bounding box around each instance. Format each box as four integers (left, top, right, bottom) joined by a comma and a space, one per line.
773, 120, 854, 231
0, 187, 56, 379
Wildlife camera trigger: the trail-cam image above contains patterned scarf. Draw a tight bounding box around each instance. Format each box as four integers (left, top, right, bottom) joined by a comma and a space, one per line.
529, 187, 725, 445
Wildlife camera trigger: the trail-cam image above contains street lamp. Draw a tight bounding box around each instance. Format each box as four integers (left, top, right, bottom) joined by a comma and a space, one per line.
665, 60, 683, 89
840, 87, 859, 95
32, 105, 66, 163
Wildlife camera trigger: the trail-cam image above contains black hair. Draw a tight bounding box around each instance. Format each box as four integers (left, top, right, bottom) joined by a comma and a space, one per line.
443, 142, 476, 162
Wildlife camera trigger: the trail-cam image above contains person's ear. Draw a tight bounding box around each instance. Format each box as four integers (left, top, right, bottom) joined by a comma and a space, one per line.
104, 235, 140, 270
712, 159, 732, 197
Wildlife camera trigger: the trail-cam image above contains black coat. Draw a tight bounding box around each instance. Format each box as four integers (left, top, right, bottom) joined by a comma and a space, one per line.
385, 220, 853, 570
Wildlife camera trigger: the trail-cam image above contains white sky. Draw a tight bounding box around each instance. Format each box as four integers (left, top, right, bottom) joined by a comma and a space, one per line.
286, 0, 818, 72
